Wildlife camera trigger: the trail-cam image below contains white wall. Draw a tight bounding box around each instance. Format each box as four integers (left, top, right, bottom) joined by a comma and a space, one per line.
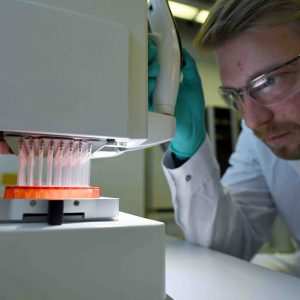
90, 151, 145, 216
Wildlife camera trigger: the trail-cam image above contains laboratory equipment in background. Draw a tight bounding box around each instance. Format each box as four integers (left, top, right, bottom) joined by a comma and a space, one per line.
0, 0, 181, 299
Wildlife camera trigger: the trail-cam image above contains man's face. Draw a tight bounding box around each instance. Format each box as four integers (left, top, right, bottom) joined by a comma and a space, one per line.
216, 24, 300, 160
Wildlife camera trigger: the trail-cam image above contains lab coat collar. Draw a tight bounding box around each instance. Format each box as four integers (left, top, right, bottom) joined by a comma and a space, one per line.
287, 160, 300, 175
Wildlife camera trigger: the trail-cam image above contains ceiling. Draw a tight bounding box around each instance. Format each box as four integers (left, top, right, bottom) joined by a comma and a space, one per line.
194, 0, 216, 4
175, 0, 216, 9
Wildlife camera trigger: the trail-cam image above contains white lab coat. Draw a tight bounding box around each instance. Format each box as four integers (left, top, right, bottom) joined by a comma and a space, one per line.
162, 122, 300, 260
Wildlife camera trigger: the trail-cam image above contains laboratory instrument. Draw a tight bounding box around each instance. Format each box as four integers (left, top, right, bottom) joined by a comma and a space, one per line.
0, 0, 181, 299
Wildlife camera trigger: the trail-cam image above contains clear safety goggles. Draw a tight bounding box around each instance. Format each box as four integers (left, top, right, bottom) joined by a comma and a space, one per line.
219, 54, 300, 111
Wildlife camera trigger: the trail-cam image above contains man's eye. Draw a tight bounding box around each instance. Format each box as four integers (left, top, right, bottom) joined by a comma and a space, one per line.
264, 73, 291, 90
249, 75, 278, 99
257, 75, 277, 89
250, 75, 267, 89
252, 74, 281, 93
265, 76, 276, 86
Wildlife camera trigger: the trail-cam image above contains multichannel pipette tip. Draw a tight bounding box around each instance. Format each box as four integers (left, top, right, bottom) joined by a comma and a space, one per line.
4, 137, 99, 200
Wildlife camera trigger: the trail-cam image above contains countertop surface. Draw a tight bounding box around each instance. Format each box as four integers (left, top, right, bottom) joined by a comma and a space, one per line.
165, 236, 300, 300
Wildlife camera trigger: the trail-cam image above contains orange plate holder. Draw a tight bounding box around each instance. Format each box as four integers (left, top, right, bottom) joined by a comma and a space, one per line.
3, 186, 100, 200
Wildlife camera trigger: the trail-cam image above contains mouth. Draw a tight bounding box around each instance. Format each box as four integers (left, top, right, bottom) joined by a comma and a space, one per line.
264, 132, 291, 146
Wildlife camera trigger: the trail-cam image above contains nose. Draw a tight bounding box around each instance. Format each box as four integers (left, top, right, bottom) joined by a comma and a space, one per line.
242, 95, 273, 130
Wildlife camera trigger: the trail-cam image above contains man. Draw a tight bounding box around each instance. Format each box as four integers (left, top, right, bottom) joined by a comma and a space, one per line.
149, 0, 300, 276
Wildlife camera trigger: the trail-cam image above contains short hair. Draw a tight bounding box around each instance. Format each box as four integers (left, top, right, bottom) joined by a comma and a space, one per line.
194, 0, 300, 50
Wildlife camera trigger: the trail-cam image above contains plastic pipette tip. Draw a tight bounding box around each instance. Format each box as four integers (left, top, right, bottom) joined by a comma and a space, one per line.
3, 186, 100, 200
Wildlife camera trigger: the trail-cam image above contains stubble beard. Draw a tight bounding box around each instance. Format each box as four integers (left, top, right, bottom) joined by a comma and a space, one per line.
253, 121, 300, 160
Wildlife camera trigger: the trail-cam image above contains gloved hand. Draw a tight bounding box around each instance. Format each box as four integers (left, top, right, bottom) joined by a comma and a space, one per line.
169, 49, 206, 160
147, 39, 206, 160
148, 37, 160, 112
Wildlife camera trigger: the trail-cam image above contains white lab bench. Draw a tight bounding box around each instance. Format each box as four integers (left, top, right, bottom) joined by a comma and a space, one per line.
0, 213, 166, 300
165, 236, 300, 300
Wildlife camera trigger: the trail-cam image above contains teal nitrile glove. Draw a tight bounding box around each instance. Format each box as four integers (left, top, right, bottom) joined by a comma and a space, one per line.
169, 49, 206, 160
148, 37, 160, 112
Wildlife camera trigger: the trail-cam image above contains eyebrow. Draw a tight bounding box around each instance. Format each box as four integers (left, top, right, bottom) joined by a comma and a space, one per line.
219, 61, 286, 89
248, 55, 300, 82
219, 54, 300, 90
248, 64, 279, 82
